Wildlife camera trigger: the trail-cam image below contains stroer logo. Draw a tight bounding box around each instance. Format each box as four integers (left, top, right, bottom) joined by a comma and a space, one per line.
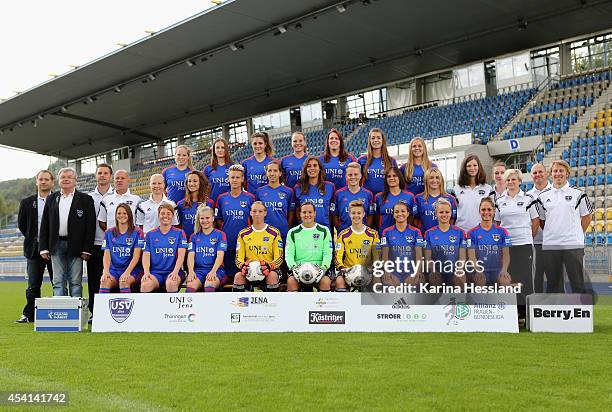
109, 298, 134, 323
309, 311, 345, 324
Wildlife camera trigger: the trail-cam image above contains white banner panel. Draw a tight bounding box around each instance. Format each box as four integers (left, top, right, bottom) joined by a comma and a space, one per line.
93, 293, 518, 333
527, 294, 593, 333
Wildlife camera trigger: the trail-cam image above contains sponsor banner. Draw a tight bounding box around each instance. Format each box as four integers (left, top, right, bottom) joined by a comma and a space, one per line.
93, 293, 518, 333
527, 294, 593, 333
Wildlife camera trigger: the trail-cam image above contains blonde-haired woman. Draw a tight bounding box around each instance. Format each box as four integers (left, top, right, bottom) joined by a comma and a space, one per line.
185, 205, 228, 292
400, 137, 436, 196
162, 144, 194, 204
414, 168, 456, 233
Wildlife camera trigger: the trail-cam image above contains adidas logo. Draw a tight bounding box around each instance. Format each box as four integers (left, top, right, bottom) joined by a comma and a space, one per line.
392, 297, 410, 310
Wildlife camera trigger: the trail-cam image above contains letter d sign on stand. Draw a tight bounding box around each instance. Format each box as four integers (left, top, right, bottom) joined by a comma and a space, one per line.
509, 139, 520, 152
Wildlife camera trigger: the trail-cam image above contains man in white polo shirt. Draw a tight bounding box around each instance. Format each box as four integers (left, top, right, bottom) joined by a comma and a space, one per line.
136, 173, 179, 233
87, 163, 114, 318
534, 160, 592, 293
527, 163, 551, 293
98, 169, 142, 231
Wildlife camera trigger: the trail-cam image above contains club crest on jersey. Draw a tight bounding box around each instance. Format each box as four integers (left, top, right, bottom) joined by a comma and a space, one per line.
209, 237, 217, 244
449, 235, 457, 243
565, 196, 572, 201
492, 234, 500, 242
126, 237, 133, 245
478, 190, 486, 195
76, 209, 83, 217
168, 237, 176, 245
278, 192, 286, 199
240, 201, 247, 208
263, 236, 270, 242
313, 233, 320, 240
363, 239, 371, 245
517, 202, 524, 206
406, 236, 413, 242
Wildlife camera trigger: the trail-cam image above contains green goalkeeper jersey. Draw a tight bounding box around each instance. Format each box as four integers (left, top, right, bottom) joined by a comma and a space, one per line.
285, 224, 333, 270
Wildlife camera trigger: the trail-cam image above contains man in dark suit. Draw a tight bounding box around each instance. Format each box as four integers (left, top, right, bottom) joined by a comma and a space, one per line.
39, 167, 96, 297
15, 170, 55, 323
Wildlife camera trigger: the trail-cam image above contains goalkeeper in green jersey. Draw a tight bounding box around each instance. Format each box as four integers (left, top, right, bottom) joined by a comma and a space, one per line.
285, 201, 333, 291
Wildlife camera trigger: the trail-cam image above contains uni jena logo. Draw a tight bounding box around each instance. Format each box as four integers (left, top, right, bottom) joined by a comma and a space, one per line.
109, 298, 134, 323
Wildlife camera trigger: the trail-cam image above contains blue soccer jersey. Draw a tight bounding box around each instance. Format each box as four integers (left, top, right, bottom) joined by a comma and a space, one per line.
281, 154, 307, 189
414, 193, 457, 233
374, 190, 417, 235
358, 155, 397, 196
215, 191, 255, 250
293, 182, 336, 227
319, 154, 356, 191
467, 224, 511, 278
102, 228, 145, 277
176, 198, 215, 240
424, 225, 467, 275
189, 229, 228, 275
334, 187, 374, 232
242, 155, 274, 195
144, 227, 188, 277
204, 164, 231, 204
381, 225, 424, 262
400, 163, 436, 196
256, 184, 295, 240
162, 166, 191, 204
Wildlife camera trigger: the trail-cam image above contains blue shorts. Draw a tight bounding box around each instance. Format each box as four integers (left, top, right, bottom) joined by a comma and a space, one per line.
151, 270, 185, 285
194, 267, 227, 284
109, 267, 143, 281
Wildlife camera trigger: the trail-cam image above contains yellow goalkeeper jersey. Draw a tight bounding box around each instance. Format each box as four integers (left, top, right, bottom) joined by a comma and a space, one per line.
235, 225, 284, 269
335, 225, 380, 269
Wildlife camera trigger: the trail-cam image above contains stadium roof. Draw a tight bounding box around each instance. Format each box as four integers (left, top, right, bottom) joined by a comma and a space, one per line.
1, 0, 611, 159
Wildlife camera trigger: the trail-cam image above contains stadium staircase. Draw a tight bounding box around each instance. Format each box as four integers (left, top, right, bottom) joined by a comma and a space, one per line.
494, 78, 555, 141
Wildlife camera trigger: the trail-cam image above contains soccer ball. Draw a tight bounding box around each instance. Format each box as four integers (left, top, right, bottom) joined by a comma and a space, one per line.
344, 265, 372, 287
293, 263, 324, 284
246, 261, 265, 282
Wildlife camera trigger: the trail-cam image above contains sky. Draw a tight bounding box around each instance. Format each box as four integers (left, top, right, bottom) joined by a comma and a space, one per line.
0, 0, 216, 181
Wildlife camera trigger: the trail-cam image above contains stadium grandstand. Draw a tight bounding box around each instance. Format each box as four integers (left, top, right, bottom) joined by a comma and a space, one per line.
0, 0, 611, 284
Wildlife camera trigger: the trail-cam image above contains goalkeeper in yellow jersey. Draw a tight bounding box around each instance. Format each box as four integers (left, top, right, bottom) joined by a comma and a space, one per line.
334, 200, 380, 291
233, 201, 284, 292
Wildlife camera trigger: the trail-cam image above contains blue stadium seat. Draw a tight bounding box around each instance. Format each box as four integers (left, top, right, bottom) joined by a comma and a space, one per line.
587, 176, 596, 186
597, 175, 605, 185
597, 154, 605, 164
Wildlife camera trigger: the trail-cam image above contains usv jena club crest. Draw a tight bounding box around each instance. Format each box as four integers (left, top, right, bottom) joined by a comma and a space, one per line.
240, 201, 247, 208
449, 235, 457, 243
168, 237, 176, 245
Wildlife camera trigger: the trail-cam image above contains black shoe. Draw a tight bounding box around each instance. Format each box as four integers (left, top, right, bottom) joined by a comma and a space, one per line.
15, 315, 33, 324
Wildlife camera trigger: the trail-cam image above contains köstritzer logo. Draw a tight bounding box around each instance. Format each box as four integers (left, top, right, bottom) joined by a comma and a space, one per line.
109, 298, 134, 323
309, 311, 345, 324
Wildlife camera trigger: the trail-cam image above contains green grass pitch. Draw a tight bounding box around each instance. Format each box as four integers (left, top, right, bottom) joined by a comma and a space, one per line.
0, 281, 610, 411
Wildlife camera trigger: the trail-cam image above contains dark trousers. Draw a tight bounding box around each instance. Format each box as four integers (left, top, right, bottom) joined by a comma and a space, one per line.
533, 244, 546, 293
542, 248, 585, 293
23, 255, 53, 320
87, 245, 104, 314
508, 244, 533, 318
